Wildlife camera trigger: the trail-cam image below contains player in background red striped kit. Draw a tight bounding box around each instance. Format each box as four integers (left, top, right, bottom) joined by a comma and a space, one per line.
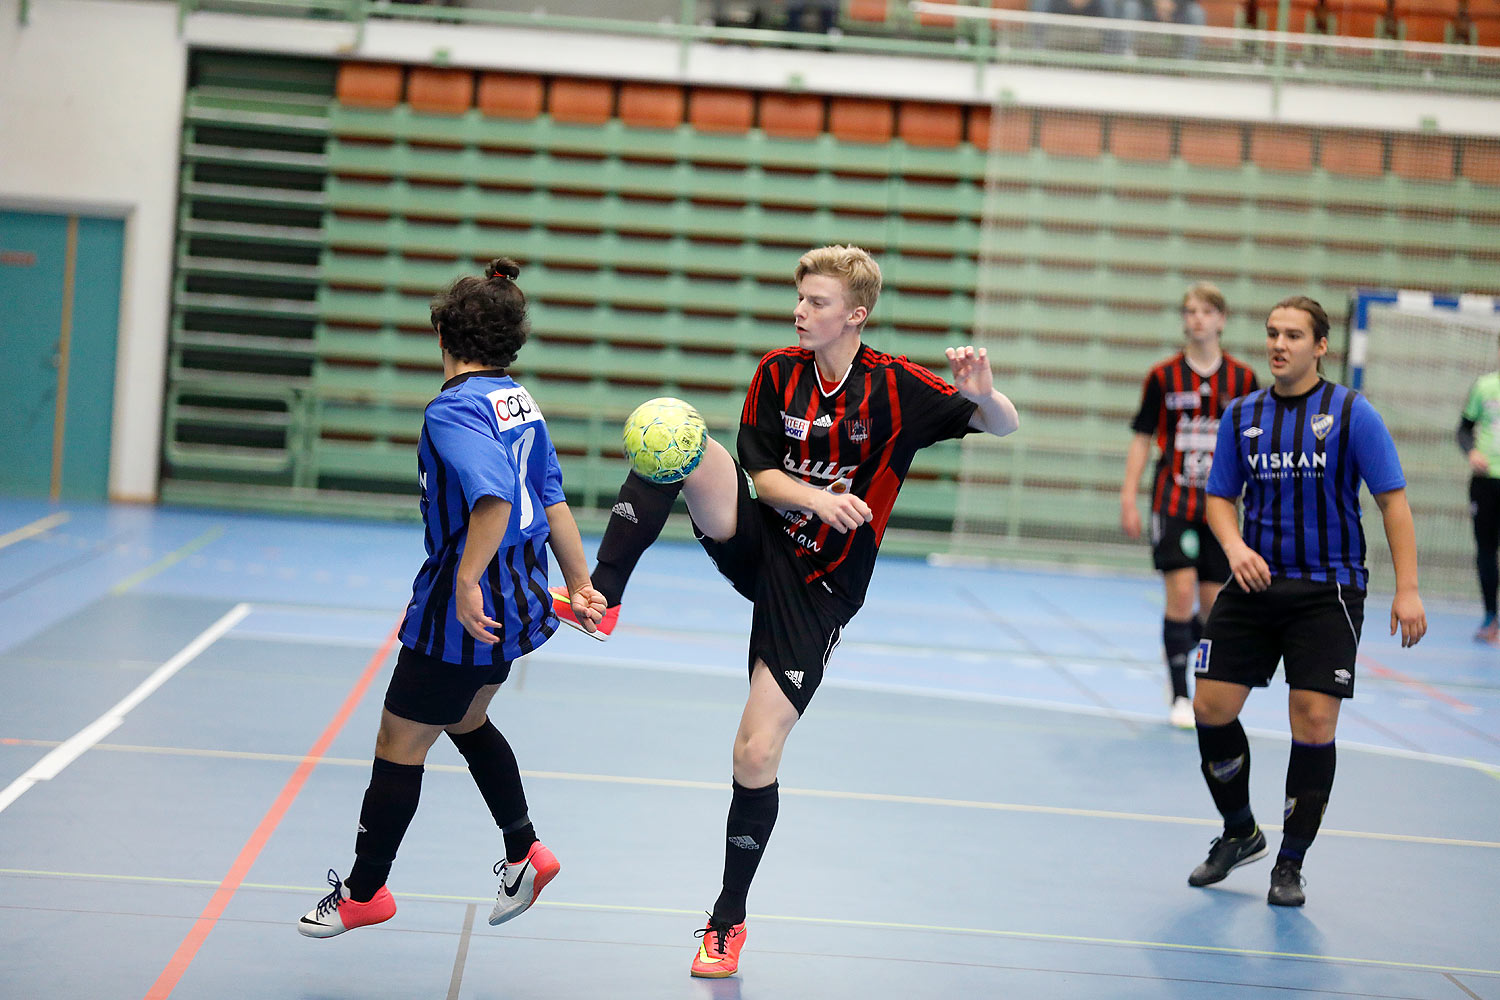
1120, 283, 1259, 729
553, 245, 1019, 978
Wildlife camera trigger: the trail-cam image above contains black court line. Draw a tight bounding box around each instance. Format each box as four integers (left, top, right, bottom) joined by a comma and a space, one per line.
0, 530, 136, 603
955, 583, 1141, 732
1444, 973, 1485, 1000
1338, 703, 1427, 754
447, 903, 476, 1000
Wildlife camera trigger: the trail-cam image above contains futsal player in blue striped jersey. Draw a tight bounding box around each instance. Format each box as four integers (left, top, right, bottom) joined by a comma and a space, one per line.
297, 258, 606, 939
1188, 295, 1426, 907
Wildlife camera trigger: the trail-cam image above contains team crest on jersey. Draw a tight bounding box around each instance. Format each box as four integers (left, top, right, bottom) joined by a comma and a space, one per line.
782, 412, 810, 440
487, 386, 542, 427
846, 419, 870, 442
1310, 413, 1334, 440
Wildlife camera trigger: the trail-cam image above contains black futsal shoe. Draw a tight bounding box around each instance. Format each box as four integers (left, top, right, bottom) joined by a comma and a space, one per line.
1188, 827, 1268, 886
1267, 858, 1307, 907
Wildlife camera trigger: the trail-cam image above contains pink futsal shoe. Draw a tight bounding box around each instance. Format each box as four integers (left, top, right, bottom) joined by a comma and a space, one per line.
549, 586, 619, 641
297, 870, 396, 938
488, 841, 561, 926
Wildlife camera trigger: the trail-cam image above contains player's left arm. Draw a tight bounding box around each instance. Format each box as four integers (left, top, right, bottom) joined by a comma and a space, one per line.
1353, 396, 1426, 647
1373, 488, 1426, 648
544, 500, 606, 629
945, 346, 1019, 438
455, 495, 512, 644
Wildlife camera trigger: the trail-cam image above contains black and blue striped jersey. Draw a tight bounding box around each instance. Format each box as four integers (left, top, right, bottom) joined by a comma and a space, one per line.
1206, 379, 1405, 589
398, 370, 564, 665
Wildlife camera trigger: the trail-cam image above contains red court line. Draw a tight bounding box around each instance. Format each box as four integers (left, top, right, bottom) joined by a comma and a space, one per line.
144, 624, 401, 1000
1359, 653, 1475, 713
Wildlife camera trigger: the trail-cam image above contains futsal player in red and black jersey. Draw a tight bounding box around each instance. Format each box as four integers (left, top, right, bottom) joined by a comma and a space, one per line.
1120, 283, 1258, 728
554, 245, 1019, 978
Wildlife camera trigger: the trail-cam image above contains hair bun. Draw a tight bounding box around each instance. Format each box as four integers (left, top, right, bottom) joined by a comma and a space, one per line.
486, 257, 521, 281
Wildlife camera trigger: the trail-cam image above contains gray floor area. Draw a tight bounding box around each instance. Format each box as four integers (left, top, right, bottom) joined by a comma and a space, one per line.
1, 499, 1497, 999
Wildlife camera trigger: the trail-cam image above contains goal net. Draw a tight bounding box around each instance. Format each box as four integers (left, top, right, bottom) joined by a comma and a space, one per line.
1349, 290, 1500, 601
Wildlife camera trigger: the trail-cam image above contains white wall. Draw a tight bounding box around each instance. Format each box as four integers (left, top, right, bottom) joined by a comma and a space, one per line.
0, 0, 185, 501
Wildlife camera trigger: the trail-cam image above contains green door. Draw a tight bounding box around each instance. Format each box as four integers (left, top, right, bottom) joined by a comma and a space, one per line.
0, 210, 124, 499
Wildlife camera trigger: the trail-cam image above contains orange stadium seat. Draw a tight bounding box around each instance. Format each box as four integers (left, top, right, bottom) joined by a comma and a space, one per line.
1321, 130, 1386, 176
1200, 0, 1240, 27
336, 63, 403, 109
1250, 125, 1316, 172
1039, 111, 1104, 158
1179, 121, 1244, 168
1110, 118, 1172, 163
917, 0, 959, 26
978, 107, 1035, 152
406, 68, 474, 116
477, 73, 544, 119
619, 83, 685, 129
1462, 139, 1500, 186
967, 106, 992, 149
761, 93, 825, 139
830, 98, 895, 143
1402, 13, 1451, 40
1391, 134, 1455, 181
899, 102, 963, 148
688, 88, 755, 134
549, 77, 614, 125
847, 0, 889, 21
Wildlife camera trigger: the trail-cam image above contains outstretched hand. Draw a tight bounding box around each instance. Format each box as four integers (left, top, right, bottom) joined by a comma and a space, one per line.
945, 346, 994, 401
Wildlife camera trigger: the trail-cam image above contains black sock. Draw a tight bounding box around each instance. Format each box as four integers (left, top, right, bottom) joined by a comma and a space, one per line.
592, 472, 683, 606
1191, 615, 1204, 644
1279, 739, 1336, 863
346, 757, 424, 902
448, 719, 536, 863
712, 780, 779, 926
1163, 617, 1196, 701
1196, 719, 1255, 839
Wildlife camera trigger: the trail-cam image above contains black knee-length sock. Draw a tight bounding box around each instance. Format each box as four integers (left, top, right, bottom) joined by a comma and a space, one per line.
712, 780, 779, 926
1280, 739, 1336, 863
346, 757, 424, 901
1196, 719, 1255, 839
449, 719, 536, 863
1163, 617, 1196, 700
592, 472, 683, 606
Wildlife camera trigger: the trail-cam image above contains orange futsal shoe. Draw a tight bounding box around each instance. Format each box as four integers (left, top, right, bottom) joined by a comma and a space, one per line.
549, 586, 618, 641
690, 916, 747, 978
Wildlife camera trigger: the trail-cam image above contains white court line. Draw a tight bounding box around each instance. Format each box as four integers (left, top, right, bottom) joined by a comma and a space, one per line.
0, 512, 70, 551
0, 602, 251, 815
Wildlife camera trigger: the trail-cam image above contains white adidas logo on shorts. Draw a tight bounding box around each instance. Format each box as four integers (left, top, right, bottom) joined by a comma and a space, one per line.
784, 670, 804, 689
612, 501, 638, 523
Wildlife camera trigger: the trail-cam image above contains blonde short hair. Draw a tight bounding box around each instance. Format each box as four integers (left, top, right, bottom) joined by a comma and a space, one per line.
1181, 281, 1227, 315
795, 245, 883, 317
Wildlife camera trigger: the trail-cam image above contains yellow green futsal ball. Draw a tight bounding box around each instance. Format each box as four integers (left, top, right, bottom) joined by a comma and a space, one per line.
623, 397, 707, 484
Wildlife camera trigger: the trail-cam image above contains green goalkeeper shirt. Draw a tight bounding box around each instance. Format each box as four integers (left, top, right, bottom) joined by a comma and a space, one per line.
1462, 371, 1500, 480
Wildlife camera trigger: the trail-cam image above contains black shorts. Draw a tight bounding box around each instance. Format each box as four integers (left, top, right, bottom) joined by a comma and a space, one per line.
1195, 577, 1365, 698
1151, 513, 1231, 581
693, 464, 856, 715
384, 644, 512, 726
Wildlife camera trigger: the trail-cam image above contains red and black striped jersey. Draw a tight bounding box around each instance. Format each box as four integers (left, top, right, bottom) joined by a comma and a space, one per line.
738, 344, 978, 606
1130, 351, 1259, 522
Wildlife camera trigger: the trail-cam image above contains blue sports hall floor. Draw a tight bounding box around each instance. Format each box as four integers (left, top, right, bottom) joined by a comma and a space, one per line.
0, 497, 1496, 1000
